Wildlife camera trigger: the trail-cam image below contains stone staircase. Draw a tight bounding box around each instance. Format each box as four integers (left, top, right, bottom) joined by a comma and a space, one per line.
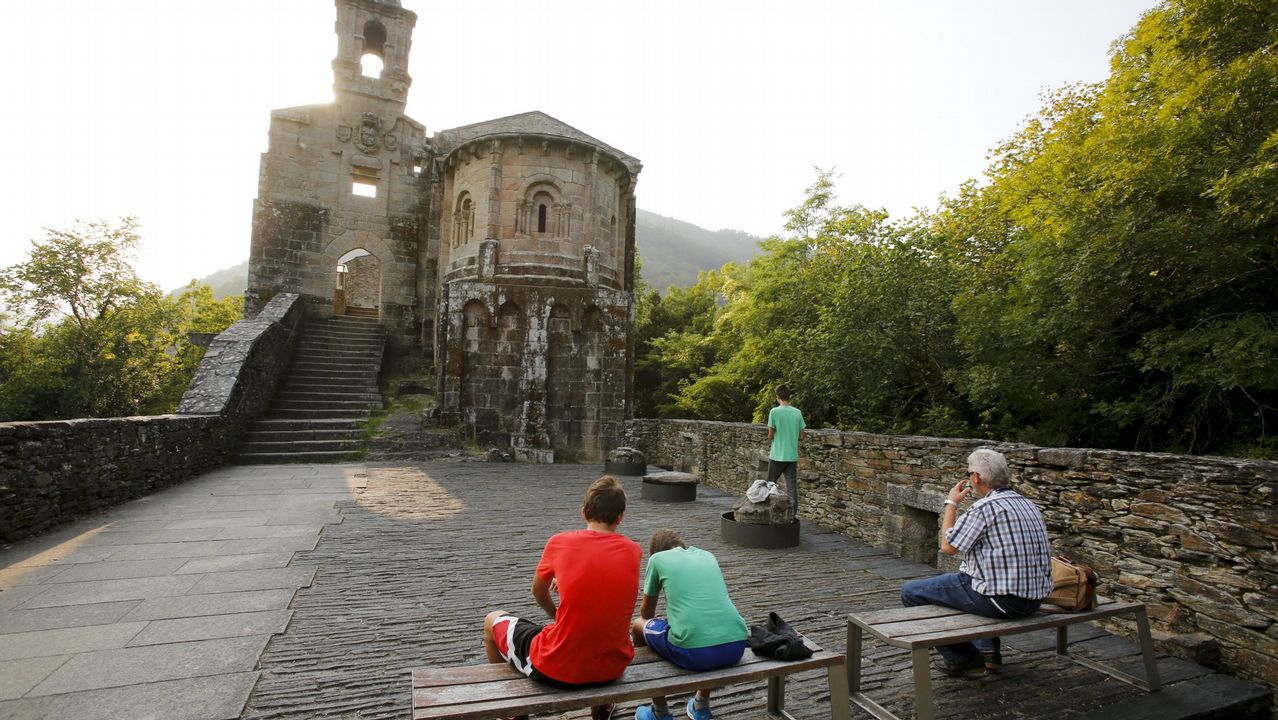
236, 316, 386, 464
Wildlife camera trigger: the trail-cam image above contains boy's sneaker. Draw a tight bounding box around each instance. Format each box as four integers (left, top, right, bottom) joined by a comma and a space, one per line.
980, 649, 1002, 671
591, 704, 616, 720
635, 704, 673, 720
686, 697, 712, 720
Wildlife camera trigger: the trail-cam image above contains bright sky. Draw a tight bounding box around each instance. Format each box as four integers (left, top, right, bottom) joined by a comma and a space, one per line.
0, 0, 1157, 291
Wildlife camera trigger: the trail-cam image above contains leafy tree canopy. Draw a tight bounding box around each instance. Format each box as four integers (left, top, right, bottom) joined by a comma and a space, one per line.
0, 219, 242, 420
633, 0, 1277, 458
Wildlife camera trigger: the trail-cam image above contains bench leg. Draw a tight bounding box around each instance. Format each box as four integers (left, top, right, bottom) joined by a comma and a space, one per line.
1056, 611, 1161, 693
911, 647, 935, 720
767, 675, 786, 719
1134, 606, 1162, 691
847, 622, 863, 694
827, 663, 852, 720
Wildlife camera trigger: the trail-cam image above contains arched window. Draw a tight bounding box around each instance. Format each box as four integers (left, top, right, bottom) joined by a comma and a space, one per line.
454, 192, 474, 247
361, 20, 387, 78
538, 204, 548, 233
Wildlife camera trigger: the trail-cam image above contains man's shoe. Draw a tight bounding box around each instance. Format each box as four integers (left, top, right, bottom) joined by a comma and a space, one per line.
591, 704, 616, 720
980, 649, 1002, 671
937, 655, 984, 677
686, 697, 712, 720
636, 704, 673, 720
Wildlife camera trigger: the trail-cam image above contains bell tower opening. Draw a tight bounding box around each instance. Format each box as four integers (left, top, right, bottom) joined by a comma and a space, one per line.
360, 20, 387, 78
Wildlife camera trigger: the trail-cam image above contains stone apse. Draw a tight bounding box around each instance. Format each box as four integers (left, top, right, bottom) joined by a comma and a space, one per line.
244, 0, 641, 461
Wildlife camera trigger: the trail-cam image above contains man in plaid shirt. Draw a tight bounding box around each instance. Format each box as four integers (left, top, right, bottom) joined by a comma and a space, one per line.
900, 449, 1053, 676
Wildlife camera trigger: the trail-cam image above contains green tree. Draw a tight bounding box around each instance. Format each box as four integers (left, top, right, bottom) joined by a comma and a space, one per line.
0, 219, 242, 420
942, 0, 1278, 455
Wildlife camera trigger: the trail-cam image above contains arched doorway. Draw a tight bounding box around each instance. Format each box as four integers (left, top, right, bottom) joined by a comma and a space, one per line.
335, 248, 381, 319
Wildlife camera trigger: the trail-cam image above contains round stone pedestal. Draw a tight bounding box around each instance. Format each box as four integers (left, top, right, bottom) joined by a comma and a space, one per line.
641, 471, 699, 502
604, 461, 647, 476
720, 511, 800, 549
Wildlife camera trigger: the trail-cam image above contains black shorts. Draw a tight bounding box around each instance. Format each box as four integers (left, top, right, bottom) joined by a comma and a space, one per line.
491, 615, 602, 689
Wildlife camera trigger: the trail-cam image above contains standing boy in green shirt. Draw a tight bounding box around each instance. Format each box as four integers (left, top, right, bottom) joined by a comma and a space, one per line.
766, 383, 805, 521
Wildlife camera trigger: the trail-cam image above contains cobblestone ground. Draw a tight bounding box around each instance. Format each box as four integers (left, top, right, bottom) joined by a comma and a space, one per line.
241, 463, 1263, 720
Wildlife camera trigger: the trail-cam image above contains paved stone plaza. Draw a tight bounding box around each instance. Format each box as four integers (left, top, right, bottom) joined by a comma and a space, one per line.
0, 462, 1269, 720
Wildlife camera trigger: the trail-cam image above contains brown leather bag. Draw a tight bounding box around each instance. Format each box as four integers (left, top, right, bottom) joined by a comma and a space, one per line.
1044, 556, 1098, 611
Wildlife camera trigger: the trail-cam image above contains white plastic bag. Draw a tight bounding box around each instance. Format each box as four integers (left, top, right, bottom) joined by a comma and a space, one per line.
745, 479, 781, 503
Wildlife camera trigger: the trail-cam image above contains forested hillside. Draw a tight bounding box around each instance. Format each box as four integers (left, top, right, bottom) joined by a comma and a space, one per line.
635, 0, 1278, 458
181, 210, 760, 298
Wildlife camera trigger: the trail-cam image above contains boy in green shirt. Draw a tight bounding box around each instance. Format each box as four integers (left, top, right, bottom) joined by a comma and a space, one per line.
766, 383, 805, 520
631, 529, 748, 720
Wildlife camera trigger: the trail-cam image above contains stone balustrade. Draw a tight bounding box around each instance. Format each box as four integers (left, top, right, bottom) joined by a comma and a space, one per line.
622, 418, 1278, 691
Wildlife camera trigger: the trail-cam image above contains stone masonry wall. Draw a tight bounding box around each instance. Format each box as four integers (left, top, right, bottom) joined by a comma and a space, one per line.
0, 295, 304, 545
622, 419, 1278, 691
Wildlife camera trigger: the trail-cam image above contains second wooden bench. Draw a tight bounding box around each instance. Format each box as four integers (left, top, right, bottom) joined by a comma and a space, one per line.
846, 596, 1161, 720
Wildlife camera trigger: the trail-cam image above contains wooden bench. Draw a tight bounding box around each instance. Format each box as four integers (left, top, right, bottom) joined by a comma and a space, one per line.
846, 597, 1161, 720
412, 636, 851, 720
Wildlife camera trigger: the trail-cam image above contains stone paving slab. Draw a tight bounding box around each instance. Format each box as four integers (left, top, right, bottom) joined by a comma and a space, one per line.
106, 540, 229, 561
18, 575, 204, 608
121, 588, 297, 622
127, 609, 293, 646
186, 566, 316, 595
0, 671, 259, 720
0, 621, 146, 661
0, 599, 139, 634
176, 551, 296, 575
0, 656, 68, 701
27, 629, 270, 696
45, 557, 188, 583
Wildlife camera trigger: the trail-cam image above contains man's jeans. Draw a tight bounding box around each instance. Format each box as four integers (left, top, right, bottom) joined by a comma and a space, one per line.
900, 572, 1040, 664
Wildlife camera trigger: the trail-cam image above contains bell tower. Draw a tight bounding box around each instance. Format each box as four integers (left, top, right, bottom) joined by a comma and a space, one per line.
331, 0, 417, 110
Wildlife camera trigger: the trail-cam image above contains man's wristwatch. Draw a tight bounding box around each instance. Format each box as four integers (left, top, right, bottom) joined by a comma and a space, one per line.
944, 499, 959, 508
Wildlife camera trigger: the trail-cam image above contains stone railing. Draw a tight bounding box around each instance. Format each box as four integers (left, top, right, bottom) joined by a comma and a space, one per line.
0, 294, 303, 544
622, 418, 1278, 691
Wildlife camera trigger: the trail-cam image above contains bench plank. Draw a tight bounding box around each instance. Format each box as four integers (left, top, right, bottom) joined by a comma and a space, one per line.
412, 638, 849, 720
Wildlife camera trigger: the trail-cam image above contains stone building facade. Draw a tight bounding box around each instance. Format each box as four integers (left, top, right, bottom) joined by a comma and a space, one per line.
245, 0, 640, 461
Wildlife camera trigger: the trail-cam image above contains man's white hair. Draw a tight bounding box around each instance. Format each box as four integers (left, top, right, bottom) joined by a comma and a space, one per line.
967, 448, 1011, 489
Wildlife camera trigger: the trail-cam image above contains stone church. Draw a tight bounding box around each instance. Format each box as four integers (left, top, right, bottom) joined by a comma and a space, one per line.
245, 0, 641, 462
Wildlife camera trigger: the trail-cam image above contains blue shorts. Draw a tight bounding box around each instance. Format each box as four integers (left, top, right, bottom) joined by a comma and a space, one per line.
642, 618, 746, 672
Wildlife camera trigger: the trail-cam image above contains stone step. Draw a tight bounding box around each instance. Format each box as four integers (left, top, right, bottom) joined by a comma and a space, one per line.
271, 398, 380, 411
278, 380, 379, 394
268, 407, 372, 419
248, 418, 364, 431
276, 393, 383, 406
237, 317, 384, 463
235, 449, 365, 464
243, 428, 364, 443
292, 358, 380, 370
341, 307, 379, 319
295, 340, 383, 353
240, 438, 364, 454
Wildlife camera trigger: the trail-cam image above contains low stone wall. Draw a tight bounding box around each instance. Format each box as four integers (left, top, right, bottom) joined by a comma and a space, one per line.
622, 418, 1278, 691
0, 294, 303, 544
0, 415, 233, 543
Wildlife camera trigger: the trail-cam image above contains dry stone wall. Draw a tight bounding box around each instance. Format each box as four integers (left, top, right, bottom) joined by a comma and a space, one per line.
622, 418, 1278, 691
0, 295, 304, 545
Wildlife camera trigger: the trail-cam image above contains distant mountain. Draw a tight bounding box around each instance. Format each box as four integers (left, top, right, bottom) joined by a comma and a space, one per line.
175, 211, 762, 296
635, 209, 762, 291
169, 262, 248, 300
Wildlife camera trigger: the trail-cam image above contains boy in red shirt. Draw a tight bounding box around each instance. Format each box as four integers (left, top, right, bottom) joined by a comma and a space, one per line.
483, 475, 641, 717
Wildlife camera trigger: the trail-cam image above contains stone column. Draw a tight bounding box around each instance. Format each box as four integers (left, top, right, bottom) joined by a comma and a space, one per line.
486, 140, 502, 240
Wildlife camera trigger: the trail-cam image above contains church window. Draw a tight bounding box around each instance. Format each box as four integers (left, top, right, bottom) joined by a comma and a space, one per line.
353, 178, 377, 198
360, 20, 387, 78
538, 204, 548, 233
